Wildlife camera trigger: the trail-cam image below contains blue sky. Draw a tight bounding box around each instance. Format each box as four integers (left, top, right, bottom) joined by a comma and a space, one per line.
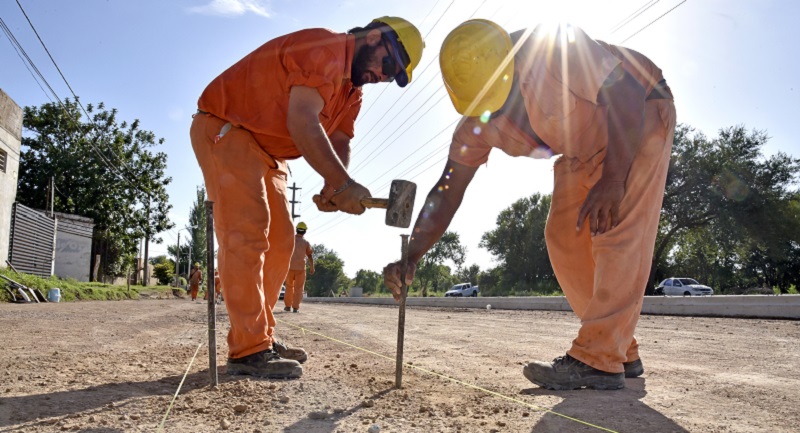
1, 0, 798, 278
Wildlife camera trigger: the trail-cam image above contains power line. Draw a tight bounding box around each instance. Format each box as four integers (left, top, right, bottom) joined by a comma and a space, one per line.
14, 0, 150, 197
609, 0, 661, 35
620, 0, 688, 44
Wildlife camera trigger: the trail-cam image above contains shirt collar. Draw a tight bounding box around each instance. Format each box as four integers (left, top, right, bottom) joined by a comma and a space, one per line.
344, 34, 355, 81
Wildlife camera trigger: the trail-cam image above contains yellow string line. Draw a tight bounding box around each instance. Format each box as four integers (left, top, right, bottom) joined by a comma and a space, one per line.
157, 343, 203, 432
278, 319, 618, 433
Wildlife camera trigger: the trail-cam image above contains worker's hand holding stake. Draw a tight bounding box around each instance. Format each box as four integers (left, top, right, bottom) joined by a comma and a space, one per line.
395, 234, 410, 389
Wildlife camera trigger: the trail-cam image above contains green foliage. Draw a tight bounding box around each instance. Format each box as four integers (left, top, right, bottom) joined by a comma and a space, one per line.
0, 268, 173, 302
149, 255, 170, 265
188, 187, 208, 266
353, 269, 384, 295
18, 99, 173, 280
653, 125, 800, 293
416, 231, 466, 297
153, 262, 175, 285
479, 193, 556, 293
168, 243, 192, 278
305, 244, 349, 297
455, 264, 481, 286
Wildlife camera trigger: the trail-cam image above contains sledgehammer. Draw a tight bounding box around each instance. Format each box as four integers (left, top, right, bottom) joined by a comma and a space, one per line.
313, 179, 416, 228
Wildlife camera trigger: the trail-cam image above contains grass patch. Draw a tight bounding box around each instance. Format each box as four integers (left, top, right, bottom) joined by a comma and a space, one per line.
0, 268, 175, 303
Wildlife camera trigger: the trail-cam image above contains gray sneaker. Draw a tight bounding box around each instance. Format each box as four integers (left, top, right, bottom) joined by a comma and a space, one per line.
273, 340, 308, 363
226, 349, 303, 379
624, 358, 644, 378
523, 354, 625, 390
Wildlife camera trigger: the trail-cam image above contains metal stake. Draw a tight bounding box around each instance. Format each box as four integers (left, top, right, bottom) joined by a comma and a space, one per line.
205, 201, 218, 387
395, 234, 410, 389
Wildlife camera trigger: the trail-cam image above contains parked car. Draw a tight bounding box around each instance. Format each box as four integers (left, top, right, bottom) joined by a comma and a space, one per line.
444, 283, 479, 297
655, 278, 714, 296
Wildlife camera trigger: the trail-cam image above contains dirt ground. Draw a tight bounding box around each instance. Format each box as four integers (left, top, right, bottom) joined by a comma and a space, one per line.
0, 297, 798, 433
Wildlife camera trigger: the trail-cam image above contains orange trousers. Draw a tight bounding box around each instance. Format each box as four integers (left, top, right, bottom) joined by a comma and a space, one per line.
545, 99, 676, 373
284, 269, 307, 309
190, 284, 200, 301
191, 113, 295, 359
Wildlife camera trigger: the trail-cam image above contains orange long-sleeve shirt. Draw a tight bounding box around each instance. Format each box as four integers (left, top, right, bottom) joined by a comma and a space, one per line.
198, 28, 363, 159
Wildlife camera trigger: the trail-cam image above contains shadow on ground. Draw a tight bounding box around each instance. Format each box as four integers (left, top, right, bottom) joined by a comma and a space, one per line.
523, 379, 689, 433
0, 371, 221, 428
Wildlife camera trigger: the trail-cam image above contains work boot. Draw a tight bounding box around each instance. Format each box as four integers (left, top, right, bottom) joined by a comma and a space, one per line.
226, 349, 303, 379
522, 354, 625, 390
273, 340, 308, 363
283, 306, 291, 312
624, 358, 644, 378
292, 308, 299, 313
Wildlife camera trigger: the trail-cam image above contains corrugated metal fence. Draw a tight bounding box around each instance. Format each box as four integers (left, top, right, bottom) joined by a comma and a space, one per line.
8, 202, 56, 277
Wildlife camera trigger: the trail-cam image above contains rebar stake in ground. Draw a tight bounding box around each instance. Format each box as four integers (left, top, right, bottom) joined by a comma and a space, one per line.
395, 234, 410, 389
205, 201, 218, 387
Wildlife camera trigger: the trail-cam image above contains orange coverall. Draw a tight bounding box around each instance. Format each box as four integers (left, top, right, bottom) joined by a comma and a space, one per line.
188, 267, 203, 301
284, 234, 312, 310
204, 271, 222, 301
450, 25, 676, 373
191, 29, 361, 359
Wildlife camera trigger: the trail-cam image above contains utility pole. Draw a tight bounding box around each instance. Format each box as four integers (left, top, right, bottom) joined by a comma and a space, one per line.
143, 201, 150, 286
49, 176, 54, 217
174, 232, 181, 287
288, 182, 301, 220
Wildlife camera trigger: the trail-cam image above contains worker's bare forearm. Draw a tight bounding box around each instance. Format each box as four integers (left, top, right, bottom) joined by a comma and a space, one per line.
407, 159, 477, 264
288, 86, 350, 188
599, 68, 646, 182
329, 131, 352, 169
290, 118, 350, 187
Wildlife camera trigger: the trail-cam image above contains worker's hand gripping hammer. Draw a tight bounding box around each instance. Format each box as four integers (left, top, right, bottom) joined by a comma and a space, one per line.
314, 180, 416, 228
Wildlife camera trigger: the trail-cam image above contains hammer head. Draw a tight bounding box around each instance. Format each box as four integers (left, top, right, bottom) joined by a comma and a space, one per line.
386, 180, 416, 228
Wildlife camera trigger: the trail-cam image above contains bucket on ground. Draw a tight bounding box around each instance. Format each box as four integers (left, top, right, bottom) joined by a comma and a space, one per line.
47, 288, 61, 303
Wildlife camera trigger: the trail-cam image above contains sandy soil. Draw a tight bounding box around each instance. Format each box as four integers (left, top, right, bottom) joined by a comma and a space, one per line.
0, 297, 798, 433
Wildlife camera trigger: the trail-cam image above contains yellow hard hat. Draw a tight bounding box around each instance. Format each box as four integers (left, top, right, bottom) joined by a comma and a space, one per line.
193, 262, 200, 267
373, 16, 424, 87
440, 19, 515, 116
296, 222, 308, 230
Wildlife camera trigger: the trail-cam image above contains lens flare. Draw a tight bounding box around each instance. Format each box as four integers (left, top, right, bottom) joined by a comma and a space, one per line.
473, 126, 482, 135
479, 111, 491, 124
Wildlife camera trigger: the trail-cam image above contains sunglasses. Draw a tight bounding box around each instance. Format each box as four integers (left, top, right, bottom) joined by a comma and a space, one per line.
381, 38, 398, 82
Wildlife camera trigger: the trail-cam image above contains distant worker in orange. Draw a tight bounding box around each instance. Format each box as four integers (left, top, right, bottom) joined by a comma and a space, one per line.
283, 222, 315, 313
188, 263, 203, 302
204, 269, 222, 304
384, 20, 675, 391
191, 18, 425, 379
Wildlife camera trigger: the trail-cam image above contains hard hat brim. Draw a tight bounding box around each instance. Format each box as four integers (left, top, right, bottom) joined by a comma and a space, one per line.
384, 33, 411, 87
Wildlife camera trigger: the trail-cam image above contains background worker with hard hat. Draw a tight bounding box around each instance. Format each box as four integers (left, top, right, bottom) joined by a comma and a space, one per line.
283, 222, 314, 313
384, 20, 675, 391
188, 262, 203, 302
191, 17, 424, 379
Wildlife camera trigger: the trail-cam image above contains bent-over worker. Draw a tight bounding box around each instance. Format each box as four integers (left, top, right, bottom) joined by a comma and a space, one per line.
384, 20, 675, 391
191, 17, 424, 379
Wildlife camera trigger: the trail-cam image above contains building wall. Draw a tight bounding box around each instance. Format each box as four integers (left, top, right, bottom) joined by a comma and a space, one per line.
0, 89, 23, 268
50, 211, 94, 282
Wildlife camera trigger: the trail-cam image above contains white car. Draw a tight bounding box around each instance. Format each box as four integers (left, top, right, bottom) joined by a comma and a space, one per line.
444, 283, 479, 297
656, 278, 714, 296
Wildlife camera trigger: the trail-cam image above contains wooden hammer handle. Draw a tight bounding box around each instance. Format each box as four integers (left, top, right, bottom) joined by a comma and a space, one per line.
360, 197, 388, 209
312, 195, 388, 209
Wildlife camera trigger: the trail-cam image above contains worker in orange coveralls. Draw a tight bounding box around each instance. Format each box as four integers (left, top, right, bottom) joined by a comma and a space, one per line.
384, 20, 675, 391
204, 269, 222, 304
188, 263, 203, 302
191, 18, 424, 379
283, 222, 314, 313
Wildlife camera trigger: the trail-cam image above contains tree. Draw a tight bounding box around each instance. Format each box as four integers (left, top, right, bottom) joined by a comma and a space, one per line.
18, 99, 173, 280
305, 244, 349, 297
415, 231, 466, 297
168, 243, 192, 278
188, 187, 208, 266
652, 125, 800, 293
456, 264, 481, 285
153, 262, 175, 285
353, 269, 384, 295
480, 193, 555, 293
